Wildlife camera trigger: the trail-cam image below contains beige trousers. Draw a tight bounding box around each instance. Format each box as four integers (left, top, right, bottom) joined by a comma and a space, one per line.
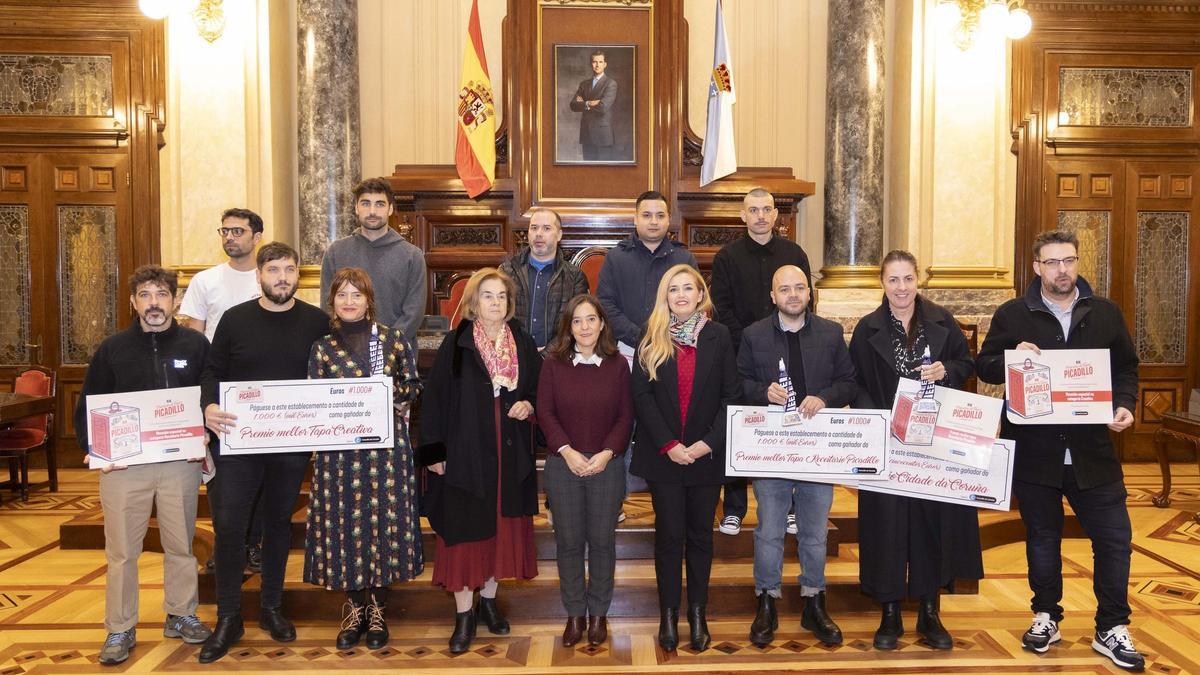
99, 460, 201, 632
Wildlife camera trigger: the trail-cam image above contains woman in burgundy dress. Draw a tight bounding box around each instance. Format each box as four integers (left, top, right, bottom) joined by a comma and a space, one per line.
418, 268, 541, 654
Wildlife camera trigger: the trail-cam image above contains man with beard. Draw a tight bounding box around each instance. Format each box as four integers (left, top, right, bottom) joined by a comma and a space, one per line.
736, 265, 855, 648
710, 188, 812, 536
320, 177, 427, 342
178, 207, 266, 575
197, 242, 331, 663
76, 265, 212, 665
499, 207, 589, 349
976, 230, 1143, 672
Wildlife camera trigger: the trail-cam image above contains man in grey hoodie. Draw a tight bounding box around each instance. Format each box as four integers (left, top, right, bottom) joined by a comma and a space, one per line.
320, 178, 427, 341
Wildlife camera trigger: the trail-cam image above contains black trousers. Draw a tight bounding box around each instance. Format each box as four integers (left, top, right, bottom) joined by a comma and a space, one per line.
206, 473, 265, 546
211, 452, 309, 618
1014, 466, 1132, 631
648, 481, 722, 609
722, 478, 748, 519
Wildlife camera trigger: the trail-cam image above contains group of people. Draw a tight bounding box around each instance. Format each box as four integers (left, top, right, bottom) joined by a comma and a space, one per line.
76, 183, 1146, 674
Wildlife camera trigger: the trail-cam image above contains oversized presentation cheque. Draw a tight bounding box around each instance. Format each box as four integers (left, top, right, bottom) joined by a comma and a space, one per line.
219, 376, 394, 455
889, 378, 1002, 470
725, 406, 889, 486
856, 438, 1015, 511
1004, 348, 1113, 424
86, 386, 205, 469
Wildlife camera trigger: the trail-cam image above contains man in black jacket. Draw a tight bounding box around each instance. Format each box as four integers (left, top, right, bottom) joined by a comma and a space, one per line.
76, 265, 211, 665
711, 187, 813, 536
976, 230, 1143, 672
498, 207, 589, 349
737, 265, 856, 648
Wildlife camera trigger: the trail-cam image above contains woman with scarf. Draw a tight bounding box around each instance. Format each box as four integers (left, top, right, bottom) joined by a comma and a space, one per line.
630, 264, 740, 653
848, 249, 982, 651
304, 267, 424, 651
417, 268, 541, 654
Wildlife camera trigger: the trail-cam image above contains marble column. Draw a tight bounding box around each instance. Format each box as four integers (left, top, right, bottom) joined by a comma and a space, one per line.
297, 0, 361, 265
821, 0, 885, 286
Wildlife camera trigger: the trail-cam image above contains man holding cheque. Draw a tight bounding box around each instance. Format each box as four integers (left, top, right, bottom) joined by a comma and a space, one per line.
76, 265, 211, 665
736, 265, 857, 647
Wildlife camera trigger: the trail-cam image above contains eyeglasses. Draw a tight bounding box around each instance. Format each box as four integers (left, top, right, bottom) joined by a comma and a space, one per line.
217, 227, 249, 238
1036, 256, 1079, 268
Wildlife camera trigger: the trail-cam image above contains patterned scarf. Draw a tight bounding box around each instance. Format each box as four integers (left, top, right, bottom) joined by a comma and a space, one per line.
888, 309, 928, 379
473, 320, 519, 392
669, 311, 708, 347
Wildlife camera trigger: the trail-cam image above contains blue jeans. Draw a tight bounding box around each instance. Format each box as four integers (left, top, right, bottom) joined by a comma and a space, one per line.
752, 479, 832, 597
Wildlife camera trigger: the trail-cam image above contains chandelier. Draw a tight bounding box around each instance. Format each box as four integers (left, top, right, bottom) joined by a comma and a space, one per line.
936, 0, 1032, 51
139, 0, 226, 44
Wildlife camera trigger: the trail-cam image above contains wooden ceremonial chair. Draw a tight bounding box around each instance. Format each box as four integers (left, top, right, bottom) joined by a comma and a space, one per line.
437, 271, 473, 329
0, 366, 58, 501
570, 246, 608, 294
957, 319, 979, 394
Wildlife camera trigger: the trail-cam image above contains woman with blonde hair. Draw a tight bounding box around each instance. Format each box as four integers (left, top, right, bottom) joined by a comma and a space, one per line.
418, 268, 541, 654
630, 264, 740, 652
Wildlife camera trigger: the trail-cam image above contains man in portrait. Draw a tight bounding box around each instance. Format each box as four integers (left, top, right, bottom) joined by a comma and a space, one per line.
569, 49, 618, 161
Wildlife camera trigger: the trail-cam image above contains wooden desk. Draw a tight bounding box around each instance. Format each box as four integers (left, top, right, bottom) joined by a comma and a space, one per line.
1153, 411, 1200, 523
0, 392, 55, 424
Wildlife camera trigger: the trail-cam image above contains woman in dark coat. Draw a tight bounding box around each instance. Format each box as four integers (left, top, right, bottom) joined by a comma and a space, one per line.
848, 249, 983, 651
417, 268, 541, 654
631, 264, 741, 653
304, 267, 424, 650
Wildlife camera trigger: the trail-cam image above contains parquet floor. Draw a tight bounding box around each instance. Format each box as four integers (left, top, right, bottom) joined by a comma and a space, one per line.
1, 465, 1198, 673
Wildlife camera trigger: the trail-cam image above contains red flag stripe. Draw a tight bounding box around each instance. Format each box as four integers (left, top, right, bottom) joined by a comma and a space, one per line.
467, 0, 489, 77
455, 125, 490, 198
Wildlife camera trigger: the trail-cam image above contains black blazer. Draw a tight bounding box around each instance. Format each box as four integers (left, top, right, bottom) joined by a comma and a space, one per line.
630, 321, 740, 486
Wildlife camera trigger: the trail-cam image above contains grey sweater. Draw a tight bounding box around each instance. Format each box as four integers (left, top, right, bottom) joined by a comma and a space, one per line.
319, 230, 427, 341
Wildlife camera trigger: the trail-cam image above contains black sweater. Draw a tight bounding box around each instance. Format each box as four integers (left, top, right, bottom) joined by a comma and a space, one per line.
75, 320, 210, 451
200, 299, 330, 410
710, 234, 813, 352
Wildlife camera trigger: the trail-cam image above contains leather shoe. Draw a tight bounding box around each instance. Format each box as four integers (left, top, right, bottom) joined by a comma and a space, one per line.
687, 603, 711, 652
259, 607, 296, 642
364, 600, 389, 649
198, 616, 244, 664
917, 595, 953, 650
561, 616, 586, 647
587, 616, 608, 646
874, 601, 904, 650
800, 591, 843, 645
658, 607, 679, 651
335, 601, 367, 650
749, 592, 778, 646
448, 609, 476, 654
477, 597, 510, 635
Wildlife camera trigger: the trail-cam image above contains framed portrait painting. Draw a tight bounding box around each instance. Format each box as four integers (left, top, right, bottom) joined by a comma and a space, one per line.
553, 44, 636, 165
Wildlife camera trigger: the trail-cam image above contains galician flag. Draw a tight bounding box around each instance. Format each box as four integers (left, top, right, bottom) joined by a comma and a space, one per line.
455, 0, 495, 198
701, 0, 736, 187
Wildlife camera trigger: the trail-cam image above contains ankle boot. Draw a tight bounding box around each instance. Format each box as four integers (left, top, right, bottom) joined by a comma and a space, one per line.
874, 601, 904, 650
748, 592, 778, 646
476, 596, 510, 635
258, 607, 296, 642
917, 595, 953, 649
800, 591, 843, 645
657, 607, 679, 651
448, 609, 476, 654
364, 599, 389, 649
561, 616, 586, 647
335, 601, 367, 650
198, 616, 244, 664
687, 603, 711, 652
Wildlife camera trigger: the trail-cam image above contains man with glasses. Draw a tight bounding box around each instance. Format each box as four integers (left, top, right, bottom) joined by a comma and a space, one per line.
709, 188, 812, 537
977, 230, 1143, 672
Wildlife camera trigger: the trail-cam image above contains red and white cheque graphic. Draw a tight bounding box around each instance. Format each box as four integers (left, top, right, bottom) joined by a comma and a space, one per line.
86, 386, 206, 469
1003, 349, 1113, 425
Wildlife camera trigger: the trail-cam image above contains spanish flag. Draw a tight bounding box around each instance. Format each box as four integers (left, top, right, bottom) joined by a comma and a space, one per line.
455, 0, 495, 198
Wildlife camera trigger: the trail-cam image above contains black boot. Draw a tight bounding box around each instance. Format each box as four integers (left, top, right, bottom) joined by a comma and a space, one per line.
800, 591, 843, 645
476, 596, 510, 635
364, 599, 389, 649
198, 616, 244, 664
258, 607, 296, 642
448, 609, 476, 654
748, 593, 778, 646
874, 601, 904, 650
335, 601, 367, 650
687, 603, 711, 652
917, 595, 953, 650
657, 607, 679, 651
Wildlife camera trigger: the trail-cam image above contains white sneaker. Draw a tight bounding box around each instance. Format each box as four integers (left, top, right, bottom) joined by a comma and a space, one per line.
1021, 612, 1061, 653
719, 515, 742, 535
786, 513, 798, 535
1092, 625, 1145, 672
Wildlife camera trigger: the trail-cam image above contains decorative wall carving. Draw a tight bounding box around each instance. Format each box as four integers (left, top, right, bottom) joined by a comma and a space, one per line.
1058, 67, 1192, 128
0, 205, 31, 366
1056, 209, 1111, 297
1135, 211, 1188, 365
58, 205, 117, 364
689, 226, 741, 248
0, 54, 113, 116
433, 225, 501, 247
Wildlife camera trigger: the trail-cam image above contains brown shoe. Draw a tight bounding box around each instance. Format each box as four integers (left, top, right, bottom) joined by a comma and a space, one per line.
587, 616, 608, 646
562, 616, 586, 647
